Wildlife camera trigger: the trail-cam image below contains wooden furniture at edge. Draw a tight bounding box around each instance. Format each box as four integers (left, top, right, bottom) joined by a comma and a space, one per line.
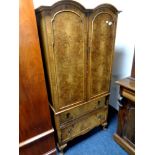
131, 52, 135, 78
113, 77, 135, 155
19, 0, 56, 154
36, 0, 119, 152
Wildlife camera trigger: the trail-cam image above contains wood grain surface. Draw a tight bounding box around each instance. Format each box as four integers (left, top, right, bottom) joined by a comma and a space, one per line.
36, 1, 118, 151
19, 0, 56, 154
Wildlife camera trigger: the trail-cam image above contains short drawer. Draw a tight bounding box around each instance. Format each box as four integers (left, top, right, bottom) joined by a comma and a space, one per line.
60, 107, 107, 143
59, 96, 108, 124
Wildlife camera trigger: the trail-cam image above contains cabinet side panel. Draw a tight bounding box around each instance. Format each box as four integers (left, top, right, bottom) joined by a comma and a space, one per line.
19, 0, 56, 154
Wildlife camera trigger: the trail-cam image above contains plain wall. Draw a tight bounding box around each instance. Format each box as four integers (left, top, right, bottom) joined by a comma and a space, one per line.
33, 0, 134, 110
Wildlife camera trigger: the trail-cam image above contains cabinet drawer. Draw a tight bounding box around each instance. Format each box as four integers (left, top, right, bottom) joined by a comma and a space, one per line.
59, 96, 108, 124
60, 107, 107, 143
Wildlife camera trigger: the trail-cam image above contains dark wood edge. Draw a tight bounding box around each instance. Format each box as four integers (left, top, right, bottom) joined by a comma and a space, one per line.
35, 0, 119, 14
113, 133, 135, 155
116, 77, 135, 84
116, 77, 135, 91
128, 77, 135, 80
131, 50, 135, 78
43, 148, 57, 155
19, 129, 54, 148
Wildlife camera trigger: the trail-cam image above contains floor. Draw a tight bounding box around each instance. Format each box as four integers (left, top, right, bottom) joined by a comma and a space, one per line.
57, 106, 128, 155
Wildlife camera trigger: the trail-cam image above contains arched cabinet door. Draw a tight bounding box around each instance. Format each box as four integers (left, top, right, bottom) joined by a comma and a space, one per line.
87, 5, 118, 100
37, 2, 87, 111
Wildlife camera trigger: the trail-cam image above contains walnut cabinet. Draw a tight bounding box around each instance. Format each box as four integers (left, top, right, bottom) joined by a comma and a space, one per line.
36, 0, 119, 152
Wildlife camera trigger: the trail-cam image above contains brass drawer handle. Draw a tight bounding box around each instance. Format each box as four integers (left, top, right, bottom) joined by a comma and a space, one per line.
66, 113, 71, 118
67, 127, 73, 136
97, 115, 102, 119
97, 115, 105, 122
98, 101, 101, 105
96, 100, 101, 109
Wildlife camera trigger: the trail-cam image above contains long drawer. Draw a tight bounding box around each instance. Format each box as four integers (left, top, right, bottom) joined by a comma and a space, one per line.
60, 107, 108, 143
58, 96, 108, 125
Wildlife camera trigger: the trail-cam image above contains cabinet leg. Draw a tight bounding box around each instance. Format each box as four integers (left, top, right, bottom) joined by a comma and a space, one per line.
57, 143, 67, 154
101, 122, 108, 130
59, 150, 64, 155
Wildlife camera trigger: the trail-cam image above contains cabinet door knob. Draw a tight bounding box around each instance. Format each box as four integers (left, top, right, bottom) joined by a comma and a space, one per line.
108, 21, 112, 25
105, 21, 113, 26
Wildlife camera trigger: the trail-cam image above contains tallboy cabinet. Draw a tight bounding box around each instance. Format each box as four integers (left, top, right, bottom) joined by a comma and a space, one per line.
36, 0, 119, 152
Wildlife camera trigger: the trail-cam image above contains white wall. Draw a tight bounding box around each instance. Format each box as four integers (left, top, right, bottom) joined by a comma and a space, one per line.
33, 0, 134, 110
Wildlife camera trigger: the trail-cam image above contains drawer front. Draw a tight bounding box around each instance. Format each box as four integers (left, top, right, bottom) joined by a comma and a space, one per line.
61, 107, 107, 143
121, 88, 135, 102
59, 96, 108, 124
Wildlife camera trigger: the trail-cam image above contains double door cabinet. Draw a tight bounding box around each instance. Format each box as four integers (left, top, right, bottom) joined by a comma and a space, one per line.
36, 0, 118, 151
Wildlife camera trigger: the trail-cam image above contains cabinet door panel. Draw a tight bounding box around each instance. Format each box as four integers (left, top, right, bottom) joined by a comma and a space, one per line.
88, 10, 117, 99
49, 10, 87, 110
123, 104, 135, 145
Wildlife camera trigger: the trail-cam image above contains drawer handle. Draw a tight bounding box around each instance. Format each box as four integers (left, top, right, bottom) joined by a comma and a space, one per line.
97, 115, 105, 122
97, 115, 102, 119
98, 101, 101, 105
68, 128, 72, 135
66, 113, 70, 118
96, 101, 101, 109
